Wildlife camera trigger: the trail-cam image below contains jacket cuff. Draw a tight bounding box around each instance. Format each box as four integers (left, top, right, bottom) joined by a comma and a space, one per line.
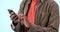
11, 23, 15, 30
12, 21, 18, 26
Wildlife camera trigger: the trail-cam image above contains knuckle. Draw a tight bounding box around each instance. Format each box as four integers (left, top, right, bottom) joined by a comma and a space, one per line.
10, 15, 16, 19
10, 12, 15, 17
14, 17, 18, 21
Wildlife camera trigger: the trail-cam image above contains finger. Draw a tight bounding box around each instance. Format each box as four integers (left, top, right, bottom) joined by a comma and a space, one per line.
12, 17, 18, 23
10, 12, 15, 17
18, 14, 24, 20
14, 16, 18, 21
10, 15, 17, 20
20, 16, 24, 19
18, 14, 24, 17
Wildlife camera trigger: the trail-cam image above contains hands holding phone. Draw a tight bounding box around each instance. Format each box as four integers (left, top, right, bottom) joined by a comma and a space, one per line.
9, 10, 31, 28
10, 12, 18, 23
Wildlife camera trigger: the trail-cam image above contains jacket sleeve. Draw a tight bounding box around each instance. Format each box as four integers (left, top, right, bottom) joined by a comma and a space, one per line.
11, 22, 20, 31
11, 21, 26, 32
28, 1, 59, 32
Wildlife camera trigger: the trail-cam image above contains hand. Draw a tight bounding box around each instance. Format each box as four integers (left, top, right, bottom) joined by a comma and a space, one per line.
10, 12, 18, 23
18, 14, 31, 28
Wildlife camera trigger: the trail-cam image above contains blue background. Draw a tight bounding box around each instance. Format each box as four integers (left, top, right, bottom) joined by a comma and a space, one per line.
0, 0, 60, 32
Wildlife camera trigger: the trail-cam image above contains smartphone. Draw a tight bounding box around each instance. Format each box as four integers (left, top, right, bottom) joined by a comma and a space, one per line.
8, 9, 15, 14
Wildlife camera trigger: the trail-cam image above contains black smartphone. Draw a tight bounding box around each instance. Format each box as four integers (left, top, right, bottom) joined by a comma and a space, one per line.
8, 9, 15, 14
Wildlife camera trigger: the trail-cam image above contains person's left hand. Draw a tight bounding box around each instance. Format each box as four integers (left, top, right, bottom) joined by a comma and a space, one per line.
18, 14, 31, 28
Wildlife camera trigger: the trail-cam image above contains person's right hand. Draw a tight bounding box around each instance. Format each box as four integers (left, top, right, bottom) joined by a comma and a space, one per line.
10, 12, 18, 23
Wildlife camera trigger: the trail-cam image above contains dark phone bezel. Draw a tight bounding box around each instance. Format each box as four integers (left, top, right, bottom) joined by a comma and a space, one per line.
8, 9, 14, 14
